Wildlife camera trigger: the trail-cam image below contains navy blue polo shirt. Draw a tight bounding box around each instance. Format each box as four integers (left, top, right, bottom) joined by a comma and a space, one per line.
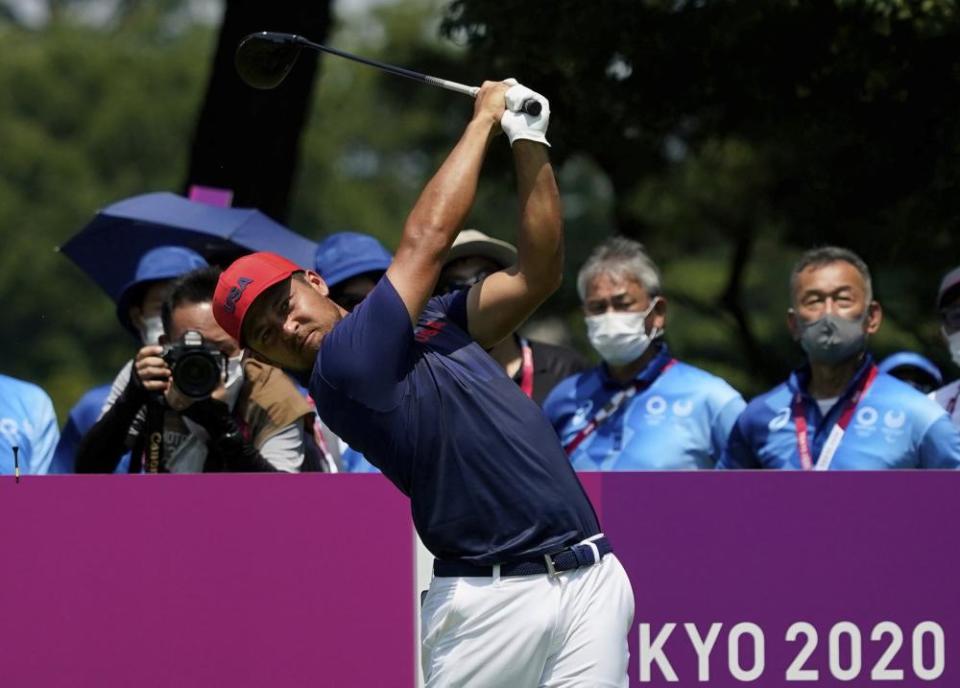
310, 277, 600, 565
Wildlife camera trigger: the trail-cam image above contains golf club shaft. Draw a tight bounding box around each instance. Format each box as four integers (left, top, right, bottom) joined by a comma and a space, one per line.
293, 35, 539, 115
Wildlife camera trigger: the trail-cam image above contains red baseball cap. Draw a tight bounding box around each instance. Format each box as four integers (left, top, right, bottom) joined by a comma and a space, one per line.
214, 251, 301, 345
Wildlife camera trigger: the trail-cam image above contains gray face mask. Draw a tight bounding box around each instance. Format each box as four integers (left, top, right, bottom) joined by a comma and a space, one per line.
798, 313, 867, 365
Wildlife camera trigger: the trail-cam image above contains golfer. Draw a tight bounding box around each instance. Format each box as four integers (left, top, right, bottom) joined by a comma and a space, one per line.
213, 80, 633, 686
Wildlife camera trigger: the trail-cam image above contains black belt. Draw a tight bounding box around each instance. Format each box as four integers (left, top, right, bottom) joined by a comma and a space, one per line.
433, 536, 612, 578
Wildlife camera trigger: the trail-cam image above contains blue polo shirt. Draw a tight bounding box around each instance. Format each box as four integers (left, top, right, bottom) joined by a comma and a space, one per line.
719, 356, 960, 469
544, 346, 746, 470
0, 374, 59, 475
310, 278, 600, 564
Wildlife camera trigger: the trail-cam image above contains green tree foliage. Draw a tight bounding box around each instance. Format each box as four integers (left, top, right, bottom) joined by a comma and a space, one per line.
290, 0, 621, 355
442, 0, 960, 392
5, 0, 957, 425
0, 0, 551, 419
0, 8, 215, 417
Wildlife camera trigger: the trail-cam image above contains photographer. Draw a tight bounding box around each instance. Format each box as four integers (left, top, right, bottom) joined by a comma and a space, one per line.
76, 267, 312, 473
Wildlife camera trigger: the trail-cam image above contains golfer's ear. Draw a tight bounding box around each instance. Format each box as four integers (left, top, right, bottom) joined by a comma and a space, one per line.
303, 270, 330, 297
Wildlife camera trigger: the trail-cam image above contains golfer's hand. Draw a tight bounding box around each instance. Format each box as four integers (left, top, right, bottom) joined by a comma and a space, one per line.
500, 79, 550, 147
472, 80, 509, 131
133, 345, 171, 393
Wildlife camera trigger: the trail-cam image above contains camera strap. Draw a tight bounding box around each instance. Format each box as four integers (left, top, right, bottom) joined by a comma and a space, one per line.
142, 402, 167, 473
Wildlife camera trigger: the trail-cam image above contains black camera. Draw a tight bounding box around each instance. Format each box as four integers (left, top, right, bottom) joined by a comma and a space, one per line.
163, 330, 227, 399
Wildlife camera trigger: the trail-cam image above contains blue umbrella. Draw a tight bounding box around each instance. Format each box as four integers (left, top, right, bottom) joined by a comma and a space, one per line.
59, 192, 317, 301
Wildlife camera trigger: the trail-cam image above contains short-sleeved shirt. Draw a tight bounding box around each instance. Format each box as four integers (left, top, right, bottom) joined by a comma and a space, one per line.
0, 374, 59, 475
544, 346, 746, 470
719, 356, 960, 469
310, 278, 600, 565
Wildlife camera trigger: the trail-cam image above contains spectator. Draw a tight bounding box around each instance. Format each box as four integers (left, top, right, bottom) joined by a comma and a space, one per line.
76, 267, 312, 473
437, 229, 588, 405
543, 237, 745, 469
720, 246, 960, 469
50, 245, 208, 472
313, 231, 394, 472
932, 265, 960, 426
314, 231, 392, 311
877, 352, 942, 394
51, 384, 112, 473
0, 374, 59, 475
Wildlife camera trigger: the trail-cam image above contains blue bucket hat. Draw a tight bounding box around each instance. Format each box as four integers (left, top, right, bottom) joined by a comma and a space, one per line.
116, 246, 209, 337
877, 351, 943, 388
314, 232, 392, 289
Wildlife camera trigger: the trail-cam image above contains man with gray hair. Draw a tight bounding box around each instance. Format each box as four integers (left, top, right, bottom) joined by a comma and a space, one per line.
544, 236, 746, 469
720, 246, 960, 469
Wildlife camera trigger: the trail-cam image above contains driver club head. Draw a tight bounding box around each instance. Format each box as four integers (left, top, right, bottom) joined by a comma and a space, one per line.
235, 31, 306, 89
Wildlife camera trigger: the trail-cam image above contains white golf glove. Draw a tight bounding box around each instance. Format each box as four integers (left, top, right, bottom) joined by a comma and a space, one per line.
500, 78, 550, 147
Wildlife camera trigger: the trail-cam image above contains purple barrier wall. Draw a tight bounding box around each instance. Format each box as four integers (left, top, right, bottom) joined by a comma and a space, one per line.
2, 473, 956, 687
0, 475, 414, 688
589, 472, 959, 687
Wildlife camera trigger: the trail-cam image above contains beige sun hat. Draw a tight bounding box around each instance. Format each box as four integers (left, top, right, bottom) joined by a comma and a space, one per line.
444, 229, 518, 270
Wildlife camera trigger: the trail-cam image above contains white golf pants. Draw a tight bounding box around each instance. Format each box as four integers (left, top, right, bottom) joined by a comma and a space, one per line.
421, 553, 634, 687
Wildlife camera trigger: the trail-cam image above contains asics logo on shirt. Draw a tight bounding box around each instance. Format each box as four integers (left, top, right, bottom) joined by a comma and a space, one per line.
571, 401, 594, 428
769, 408, 791, 432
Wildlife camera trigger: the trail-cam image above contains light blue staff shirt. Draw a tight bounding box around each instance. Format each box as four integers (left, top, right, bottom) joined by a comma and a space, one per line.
50, 384, 112, 473
0, 374, 59, 475
543, 346, 746, 470
719, 355, 960, 469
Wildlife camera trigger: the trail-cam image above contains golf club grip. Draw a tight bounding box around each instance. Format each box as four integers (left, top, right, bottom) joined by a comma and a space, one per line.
520, 99, 542, 117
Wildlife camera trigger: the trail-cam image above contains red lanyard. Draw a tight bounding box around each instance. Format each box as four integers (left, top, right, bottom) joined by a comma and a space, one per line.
792, 364, 878, 471
518, 338, 534, 399
563, 358, 677, 455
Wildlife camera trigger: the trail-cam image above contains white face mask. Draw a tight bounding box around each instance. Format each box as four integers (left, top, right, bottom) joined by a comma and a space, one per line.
225, 354, 244, 388
585, 298, 662, 366
946, 329, 960, 369
138, 314, 165, 346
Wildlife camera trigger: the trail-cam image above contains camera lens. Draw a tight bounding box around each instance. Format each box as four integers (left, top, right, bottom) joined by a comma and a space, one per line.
173, 351, 221, 398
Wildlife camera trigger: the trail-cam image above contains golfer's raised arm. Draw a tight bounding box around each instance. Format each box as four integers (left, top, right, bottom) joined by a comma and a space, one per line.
464, 84, 561, 349
386, 81, 508, 323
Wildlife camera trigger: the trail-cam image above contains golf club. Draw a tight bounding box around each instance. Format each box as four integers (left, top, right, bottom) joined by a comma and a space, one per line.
235, 31, 542, 117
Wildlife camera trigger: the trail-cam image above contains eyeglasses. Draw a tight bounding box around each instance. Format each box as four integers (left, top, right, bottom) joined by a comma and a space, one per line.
941, 305, 960, 333
437, 270, 490, 295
